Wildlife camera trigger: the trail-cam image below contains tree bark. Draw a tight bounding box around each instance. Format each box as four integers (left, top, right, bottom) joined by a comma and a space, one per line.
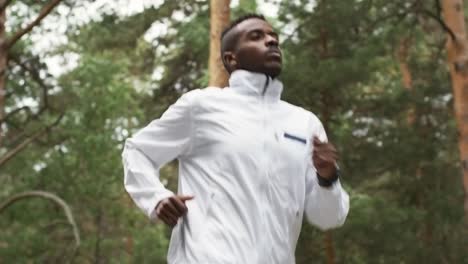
94, 207, 103, 264
324, 231, 335, 264
441, 0, 468, 225
397, 37, 436, 248
397, 37, 416, 124
208, 0, 230, 87
397, 38, 413, 90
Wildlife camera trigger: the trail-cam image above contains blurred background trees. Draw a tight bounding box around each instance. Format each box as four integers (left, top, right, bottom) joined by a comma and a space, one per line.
0, 0, 466, 263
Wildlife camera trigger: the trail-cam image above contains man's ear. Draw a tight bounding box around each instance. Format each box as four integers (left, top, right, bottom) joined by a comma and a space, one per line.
223, 52, 237, 72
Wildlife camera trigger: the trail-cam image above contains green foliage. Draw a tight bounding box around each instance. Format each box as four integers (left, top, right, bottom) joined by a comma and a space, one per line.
275, 0, 466, 263
1, 0, 467, 263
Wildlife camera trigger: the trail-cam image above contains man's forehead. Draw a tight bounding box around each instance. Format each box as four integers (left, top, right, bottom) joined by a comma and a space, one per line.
234, 18, 274, 33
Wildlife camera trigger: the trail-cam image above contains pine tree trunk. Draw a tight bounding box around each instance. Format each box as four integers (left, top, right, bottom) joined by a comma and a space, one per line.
441, 0, 468, 225
94, 207, 103, 264
318, 3, 335, 259
397, 38, 412, 90
325, 231, 335, 264
208, 0, 230, 87
0, 8, 6, 147
397, 38, 435, 248
397, 37, 416, 124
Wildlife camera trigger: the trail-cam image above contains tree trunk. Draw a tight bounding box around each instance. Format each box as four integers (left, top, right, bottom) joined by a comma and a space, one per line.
397, 38, 413, 90
317, 2, 336, 260
397, 37, 435, 248
441, 0, 468, 225
397, 37, 416, 124
94, 207, 103, 264
208, 0, 230, 87
324, 231, 335, 264
0, 8, 6, 147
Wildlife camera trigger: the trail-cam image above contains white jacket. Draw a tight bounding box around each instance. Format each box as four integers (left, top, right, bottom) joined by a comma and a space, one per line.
123, 70, 349, 264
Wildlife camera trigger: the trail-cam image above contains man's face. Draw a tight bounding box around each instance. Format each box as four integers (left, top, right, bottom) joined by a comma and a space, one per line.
226, 18, 282, 78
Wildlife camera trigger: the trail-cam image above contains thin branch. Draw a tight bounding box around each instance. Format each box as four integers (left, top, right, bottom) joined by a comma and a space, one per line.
0, 112, 63, 167
5, 128, 28, 147
0, 106, 32, 125
435, 0, 442, 20
0, 190, 80, 253
421, 9, 456, 41
418, 0, 456, 42
0, 126, 47, 165
6, 0, 63, 50
0, 55, 53, 146
9, 55, 50, 114
0, 0, 13, 13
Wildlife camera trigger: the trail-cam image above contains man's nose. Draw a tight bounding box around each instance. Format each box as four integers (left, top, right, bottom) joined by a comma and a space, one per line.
266, 35, 278, 47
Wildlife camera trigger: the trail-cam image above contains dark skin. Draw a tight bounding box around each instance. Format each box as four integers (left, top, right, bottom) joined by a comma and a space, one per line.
156, 18, 338, 228
222, 18, 282, 78
155, 195, 193, 227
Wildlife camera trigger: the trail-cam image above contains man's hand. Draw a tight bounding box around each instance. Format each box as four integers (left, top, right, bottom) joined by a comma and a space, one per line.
155, 195, 194, 227
312, 136, 338, 179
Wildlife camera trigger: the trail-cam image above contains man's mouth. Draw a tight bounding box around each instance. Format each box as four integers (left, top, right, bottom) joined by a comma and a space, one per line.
266, 50, 282, 61
267, 52, 281, 61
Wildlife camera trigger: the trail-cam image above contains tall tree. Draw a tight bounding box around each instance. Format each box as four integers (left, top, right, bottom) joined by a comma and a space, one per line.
441, 0, 468, 226
208, 0, 230, 87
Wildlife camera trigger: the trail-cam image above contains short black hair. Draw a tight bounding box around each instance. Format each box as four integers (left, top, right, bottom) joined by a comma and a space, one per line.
220, 14, 266, 72
220, 14, 266, 41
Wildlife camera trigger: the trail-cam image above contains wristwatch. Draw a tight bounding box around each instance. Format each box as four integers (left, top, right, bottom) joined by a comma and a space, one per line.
316, 163, 340, 187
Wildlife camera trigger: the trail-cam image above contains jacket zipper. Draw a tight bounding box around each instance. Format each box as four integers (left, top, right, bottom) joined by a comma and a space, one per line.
260, 74, 270, 261
261, 75, 269, 176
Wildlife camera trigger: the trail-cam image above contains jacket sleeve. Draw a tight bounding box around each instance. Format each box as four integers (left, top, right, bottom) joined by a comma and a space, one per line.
122, 90, 197, 220
304, 115, 350, 230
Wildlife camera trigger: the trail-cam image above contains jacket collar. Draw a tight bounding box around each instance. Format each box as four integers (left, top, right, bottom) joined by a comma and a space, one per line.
228, 69, 283, 102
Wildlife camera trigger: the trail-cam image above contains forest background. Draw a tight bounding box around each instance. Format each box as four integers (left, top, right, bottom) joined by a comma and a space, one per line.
0, 0, 467, 263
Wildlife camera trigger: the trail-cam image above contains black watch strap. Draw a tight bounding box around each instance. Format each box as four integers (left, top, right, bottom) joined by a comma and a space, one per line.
316, 165, 340, 187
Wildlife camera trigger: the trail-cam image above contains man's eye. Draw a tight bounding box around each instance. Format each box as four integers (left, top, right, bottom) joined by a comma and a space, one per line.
250, 32, 262, 39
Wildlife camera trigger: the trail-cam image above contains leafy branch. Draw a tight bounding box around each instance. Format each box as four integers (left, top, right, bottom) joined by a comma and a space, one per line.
5, 0, 63, 50
419, 0, 456, 42
0, 112, 63, 168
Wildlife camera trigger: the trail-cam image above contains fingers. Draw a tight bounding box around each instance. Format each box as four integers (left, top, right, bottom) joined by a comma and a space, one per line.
165, 199, 181, 218
158, 213, 177, 227
313, 150, 338, 163
313, 136, 336, 150
312, 136, 338, 168
179, 195, 195, 202
156, 195, 195, 228
313, 146, 338, 161
313, 136, 321, 145
170, 196, 188, 215
156, 200, 178, 227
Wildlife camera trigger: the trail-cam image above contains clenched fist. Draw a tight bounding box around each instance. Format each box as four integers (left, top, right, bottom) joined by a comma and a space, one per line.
312, 136, 338, 179
155, 195, 194, 227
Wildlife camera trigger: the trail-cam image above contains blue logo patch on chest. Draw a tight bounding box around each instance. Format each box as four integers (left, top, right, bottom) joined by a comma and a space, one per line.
283, 132, 307, 144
